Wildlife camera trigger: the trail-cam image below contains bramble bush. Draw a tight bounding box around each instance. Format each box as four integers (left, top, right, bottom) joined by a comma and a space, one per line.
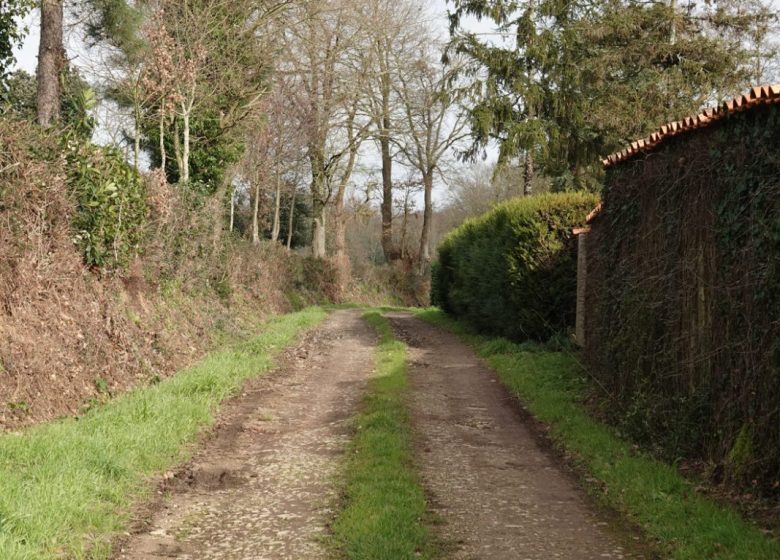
433, 192, 598, 341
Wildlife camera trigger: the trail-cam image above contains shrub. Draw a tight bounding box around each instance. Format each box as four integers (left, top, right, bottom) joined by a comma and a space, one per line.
287, 256, 340, 305
66, 140, 148, 268
429, 260, 443, 307
435, 192, 599, 341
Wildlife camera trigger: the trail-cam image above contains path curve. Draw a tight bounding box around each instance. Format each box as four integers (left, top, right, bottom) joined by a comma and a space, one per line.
115, 309, 375, 560
387, 312, 643, 560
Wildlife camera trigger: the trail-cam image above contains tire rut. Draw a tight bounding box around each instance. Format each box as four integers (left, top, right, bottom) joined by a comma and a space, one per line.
387, 312, 645, 560
114, 309, 375, 560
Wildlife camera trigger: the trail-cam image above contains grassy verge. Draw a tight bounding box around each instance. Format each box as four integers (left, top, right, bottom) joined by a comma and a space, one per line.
417, 308, 780, 560
0, 307, 327, 560
331, 311, 437, 560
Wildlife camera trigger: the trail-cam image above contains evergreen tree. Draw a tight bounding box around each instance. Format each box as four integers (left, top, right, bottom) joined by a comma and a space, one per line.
4, 68, 96, 140
80, 0, 144, 58
447, 0, 777, 190
0, 0, 34, 96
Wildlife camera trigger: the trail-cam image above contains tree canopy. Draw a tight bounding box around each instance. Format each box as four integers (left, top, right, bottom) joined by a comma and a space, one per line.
447, 0, 777, 190
0, 0, 34, 95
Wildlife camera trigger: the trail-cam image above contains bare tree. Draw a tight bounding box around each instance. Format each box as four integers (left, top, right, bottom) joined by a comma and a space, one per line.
279, 0, 366, 258
235, 88, 307, 246
394, 177, 423, 260
394, 48, 468, 273
286, 186, 297, 250
240, 123, 272, 243
360, 0, 423, 263
331, 91, 371, 285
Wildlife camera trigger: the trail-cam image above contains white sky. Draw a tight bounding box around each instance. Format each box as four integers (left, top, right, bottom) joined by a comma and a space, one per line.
12, 13, 38, 73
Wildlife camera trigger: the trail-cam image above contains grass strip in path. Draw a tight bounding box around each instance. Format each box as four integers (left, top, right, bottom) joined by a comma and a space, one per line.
0, 307, 327, 560
331, 311, 437, 560
417, 308, 780, 560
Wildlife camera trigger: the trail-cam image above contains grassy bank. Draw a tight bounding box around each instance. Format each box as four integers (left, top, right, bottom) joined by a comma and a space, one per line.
0, 308, 326, 560
331, 311, 437, 560
417, 309, 780, 560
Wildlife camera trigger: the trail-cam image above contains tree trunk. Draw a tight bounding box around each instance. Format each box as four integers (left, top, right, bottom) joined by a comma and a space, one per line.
332, 204, 350, 293
309, 151, 328, 259
252, 180, 261, 245
286, 188, 296, 251
332, 109, 359, 289
333, 207, 348, 262
400, 198, 409, 259
133, 105, 141, 172
173, 119, 184, 180
311, 196, 326, 258
36, 0, 64, 128
523, 149, 534, 196
159, 105, 167, 172
181, 106, 191, 183
332, 174, 353, 292
229, 185, 235, 233
271, 176, 282, 243
418, 170, 434, 275
380, 131, 395, 262
523, 42, 535, 196
379, 48, 396, 263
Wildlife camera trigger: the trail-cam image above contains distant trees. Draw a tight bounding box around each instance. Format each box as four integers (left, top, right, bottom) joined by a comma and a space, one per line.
3, 0, 468, 280
279, 0, 369, 259
394, 52, 467, 272
447, 163, 528, 221
236, 88, 307, 246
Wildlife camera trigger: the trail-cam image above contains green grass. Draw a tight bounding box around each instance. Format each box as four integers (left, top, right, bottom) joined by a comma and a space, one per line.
331, 311, 437, 560
0, 307, 327, 560
417, 308, 780, 560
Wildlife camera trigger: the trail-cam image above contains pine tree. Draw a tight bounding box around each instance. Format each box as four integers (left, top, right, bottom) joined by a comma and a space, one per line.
447, 0, 777, 190
36, 0, 65, 127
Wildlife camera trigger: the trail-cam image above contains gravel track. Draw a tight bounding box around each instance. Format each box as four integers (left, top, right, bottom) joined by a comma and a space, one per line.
115, 310, 375, 560
116, 309, 644, 560
387, 312, 644, 560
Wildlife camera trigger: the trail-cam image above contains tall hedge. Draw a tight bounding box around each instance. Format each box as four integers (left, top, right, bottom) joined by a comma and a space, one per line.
434, 192, 599, 341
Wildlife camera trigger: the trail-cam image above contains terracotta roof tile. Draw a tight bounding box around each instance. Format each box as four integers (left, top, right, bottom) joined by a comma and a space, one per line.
603, 84, 780, 168
586, 202, 604, 224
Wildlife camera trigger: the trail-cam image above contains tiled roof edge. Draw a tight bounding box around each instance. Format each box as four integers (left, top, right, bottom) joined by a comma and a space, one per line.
586, 202, 604, 224
603, 84, 780, 168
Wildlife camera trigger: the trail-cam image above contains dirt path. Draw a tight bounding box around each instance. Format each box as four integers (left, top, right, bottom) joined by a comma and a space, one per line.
115, 309, 375, 560
387, 313, 643, 560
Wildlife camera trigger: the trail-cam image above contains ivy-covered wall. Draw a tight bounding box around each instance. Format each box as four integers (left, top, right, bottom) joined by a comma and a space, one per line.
584, 104, 779, 493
